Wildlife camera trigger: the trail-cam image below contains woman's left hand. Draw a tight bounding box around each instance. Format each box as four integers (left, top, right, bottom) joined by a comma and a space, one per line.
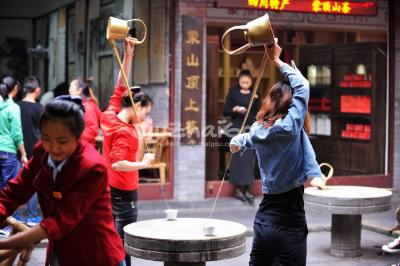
230, 144, 241, 153
21, 155, 28, 165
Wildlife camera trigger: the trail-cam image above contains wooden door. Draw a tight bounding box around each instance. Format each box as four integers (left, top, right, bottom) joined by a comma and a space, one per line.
206, 35, 220, 181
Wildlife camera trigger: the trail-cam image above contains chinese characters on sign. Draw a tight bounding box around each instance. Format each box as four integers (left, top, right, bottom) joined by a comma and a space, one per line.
181, 16, 203, 145
217, 0, 377, 16
248, 0, 290, 10
311, 1, 351, 14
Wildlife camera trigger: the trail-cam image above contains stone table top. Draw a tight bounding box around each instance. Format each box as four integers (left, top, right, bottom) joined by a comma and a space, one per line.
124, 218, 247, 241
304, 186, 392, 215
123, 218, 247, 262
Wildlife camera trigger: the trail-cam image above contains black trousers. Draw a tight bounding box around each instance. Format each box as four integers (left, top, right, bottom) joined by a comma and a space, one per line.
249, 222, 308, 266
110, 187, 138, 266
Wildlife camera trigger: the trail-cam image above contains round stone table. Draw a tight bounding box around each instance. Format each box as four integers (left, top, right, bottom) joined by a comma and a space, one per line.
304, 186, 392, 258
124, 218, 247, 266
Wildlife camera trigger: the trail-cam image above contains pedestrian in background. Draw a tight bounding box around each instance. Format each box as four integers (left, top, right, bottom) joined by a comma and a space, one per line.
230, 42, 324, 266
0, 75, 27, 189
69, 77, 102, 147
224, 69, 260, 204
0, 96, 125, 265
16, 75, 43, 226
39, 82, 69, 107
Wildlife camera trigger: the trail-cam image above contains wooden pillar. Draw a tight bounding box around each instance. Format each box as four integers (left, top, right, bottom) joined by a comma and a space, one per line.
223, 28, 231, 98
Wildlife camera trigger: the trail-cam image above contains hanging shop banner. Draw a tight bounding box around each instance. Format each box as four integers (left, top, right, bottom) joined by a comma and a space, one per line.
181, 16, 203, 145
217, 0, 377, 16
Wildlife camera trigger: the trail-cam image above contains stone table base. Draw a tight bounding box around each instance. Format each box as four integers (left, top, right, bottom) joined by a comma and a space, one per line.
331, 214, 361, 258
304, 186, 392, 259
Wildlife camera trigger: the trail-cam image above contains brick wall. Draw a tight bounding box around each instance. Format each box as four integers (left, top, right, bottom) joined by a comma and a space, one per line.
173, 0, 207, 200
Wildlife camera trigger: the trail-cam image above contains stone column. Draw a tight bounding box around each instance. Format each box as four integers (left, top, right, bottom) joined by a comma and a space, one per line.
173, 0, 207, 200
392, 1, 400, 194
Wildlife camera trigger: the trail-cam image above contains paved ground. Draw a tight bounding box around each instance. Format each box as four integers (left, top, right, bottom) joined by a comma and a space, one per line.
16, 193, 400, 265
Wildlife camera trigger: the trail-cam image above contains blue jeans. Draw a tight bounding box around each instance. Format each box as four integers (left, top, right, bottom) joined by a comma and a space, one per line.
249, 222, 308, 266
0, 151, 20, 188
0, 152, 41, 222
27, 193, 41, 220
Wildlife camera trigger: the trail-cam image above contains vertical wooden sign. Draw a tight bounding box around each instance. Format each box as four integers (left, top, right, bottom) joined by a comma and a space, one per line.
180, 16, 203, 145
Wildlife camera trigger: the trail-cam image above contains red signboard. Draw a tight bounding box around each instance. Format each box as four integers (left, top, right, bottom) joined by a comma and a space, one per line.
217, 0, 377, 16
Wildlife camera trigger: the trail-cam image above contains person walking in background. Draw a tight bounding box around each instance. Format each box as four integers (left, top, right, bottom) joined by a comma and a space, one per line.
0, 96, 125, 265
16, 75, 43, 226
101, 38, 154, 266
40, 82, 69, 107
69, 77, 102, 147
85, 76, 101, 106
0, 76, 28, 188
224, 69, 260, 204
230, 42, 324, 266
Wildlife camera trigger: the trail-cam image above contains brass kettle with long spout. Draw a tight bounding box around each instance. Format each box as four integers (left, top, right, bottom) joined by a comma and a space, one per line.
106, 16, 147, 44
221, 13, 275, 55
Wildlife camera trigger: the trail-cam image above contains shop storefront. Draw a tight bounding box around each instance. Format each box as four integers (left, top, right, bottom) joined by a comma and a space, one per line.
0, 0, 396, 201
202, 0, 391, 198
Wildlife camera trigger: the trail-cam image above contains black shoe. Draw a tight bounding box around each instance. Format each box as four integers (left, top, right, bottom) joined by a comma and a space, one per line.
234, 189, 246, 202
244, 191, 255, 205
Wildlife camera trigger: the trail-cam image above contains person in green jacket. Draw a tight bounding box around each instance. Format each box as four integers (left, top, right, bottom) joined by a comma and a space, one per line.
0, 76, 27, 189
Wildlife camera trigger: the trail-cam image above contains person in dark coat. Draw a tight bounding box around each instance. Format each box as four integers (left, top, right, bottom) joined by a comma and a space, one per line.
0, 97, 125, 265
223, 70, 260, 204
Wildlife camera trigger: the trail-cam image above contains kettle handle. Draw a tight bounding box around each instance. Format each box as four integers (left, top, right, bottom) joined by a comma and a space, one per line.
126, 19, 147, 44
319, 163, 334, 182
221, 25, 252, 55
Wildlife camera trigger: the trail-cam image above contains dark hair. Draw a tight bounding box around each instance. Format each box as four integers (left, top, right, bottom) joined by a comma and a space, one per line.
82, 77, 93, 98
238, 69, 252, 79
122, 86, 153, 108
55, 95, 85, 113
39, 96, 85, 139
256, 81, 311, 133
54, 82, 69, 98
256, 81, 292, 126
0, 84, 8, 99
23, 75, 40, 94
0, 75, 19, 99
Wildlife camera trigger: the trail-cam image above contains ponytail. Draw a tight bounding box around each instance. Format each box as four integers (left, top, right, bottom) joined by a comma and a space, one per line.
0, 84, 8, 99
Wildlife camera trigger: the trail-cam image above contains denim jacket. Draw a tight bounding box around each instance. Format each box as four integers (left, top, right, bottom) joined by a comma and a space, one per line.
231, 63, 323, 194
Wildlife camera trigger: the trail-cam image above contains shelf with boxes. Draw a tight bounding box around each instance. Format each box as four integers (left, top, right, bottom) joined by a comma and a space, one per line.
339, 73, 372, 89
300, 43, 386, 176
341, 123, 371, 141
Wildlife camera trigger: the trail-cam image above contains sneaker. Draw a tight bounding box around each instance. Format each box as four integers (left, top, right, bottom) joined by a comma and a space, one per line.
382, 237, 400, 253
26, 216, 43, 227
0, 226, 12, 238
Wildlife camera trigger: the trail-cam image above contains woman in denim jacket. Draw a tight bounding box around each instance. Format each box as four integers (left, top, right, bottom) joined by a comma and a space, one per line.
230, 42, 325, 266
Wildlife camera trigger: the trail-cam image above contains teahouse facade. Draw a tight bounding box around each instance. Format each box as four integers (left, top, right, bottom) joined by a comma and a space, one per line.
1, 0, 399, 201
